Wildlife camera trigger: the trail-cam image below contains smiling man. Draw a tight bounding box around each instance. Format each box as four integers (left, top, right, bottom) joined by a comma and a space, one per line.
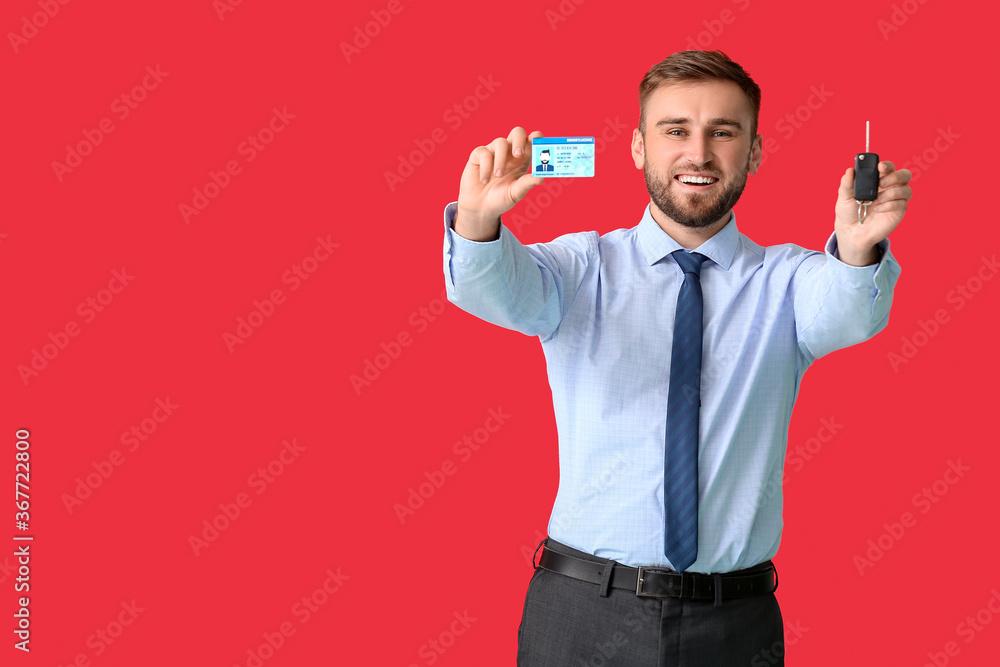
641, 79, 755, 233
440, 50, 911, 666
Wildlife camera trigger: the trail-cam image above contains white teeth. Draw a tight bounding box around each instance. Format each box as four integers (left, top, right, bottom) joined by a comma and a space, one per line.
677, 175, 717, 184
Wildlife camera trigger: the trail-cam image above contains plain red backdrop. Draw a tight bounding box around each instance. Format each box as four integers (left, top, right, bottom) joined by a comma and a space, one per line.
3, 0, 998, 665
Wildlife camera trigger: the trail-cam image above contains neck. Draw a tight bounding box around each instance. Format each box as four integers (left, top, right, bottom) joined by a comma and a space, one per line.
648, 203, 731, 250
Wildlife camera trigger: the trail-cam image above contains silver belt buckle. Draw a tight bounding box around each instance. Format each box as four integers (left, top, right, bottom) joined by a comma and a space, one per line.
635, 566, 678, 598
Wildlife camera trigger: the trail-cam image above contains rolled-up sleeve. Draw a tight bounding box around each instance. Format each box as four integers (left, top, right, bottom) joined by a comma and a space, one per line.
792, 231, 902, 361
442, 201, 594, 341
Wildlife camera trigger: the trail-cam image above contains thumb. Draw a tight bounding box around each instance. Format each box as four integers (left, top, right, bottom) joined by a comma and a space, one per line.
508, 172, 544, 206
839, 167, 855, 202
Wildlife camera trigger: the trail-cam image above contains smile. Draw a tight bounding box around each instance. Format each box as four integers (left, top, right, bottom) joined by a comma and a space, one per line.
675, 174, 719, 187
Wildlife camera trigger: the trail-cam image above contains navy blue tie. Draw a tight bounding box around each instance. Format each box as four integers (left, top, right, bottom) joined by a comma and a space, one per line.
664, 250, 706, 572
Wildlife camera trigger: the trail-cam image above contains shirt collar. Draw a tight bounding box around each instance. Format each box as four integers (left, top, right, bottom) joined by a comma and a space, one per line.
637, 203, 740, 271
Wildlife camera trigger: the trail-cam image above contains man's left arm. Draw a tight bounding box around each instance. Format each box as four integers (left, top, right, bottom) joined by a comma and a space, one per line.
793, 161, 913, 360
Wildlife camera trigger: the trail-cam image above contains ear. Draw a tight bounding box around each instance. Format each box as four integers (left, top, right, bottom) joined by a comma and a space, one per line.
747, 133, 763, 175
631, 127, 645, 169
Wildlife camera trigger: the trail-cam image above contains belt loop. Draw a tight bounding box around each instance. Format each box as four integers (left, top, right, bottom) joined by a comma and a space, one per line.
713, 574, 723, 607
771, 561, 779, 593
532, 536, 548, 570
598, 560, 617, 597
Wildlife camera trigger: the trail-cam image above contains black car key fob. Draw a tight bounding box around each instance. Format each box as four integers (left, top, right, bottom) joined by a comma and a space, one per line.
854, 121, 879, 223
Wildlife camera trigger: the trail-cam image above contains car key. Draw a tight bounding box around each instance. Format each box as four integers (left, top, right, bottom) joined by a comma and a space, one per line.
854, 121, 879, 224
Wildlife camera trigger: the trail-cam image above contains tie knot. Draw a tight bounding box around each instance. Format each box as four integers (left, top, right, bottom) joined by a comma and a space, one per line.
673, 251, 706, 276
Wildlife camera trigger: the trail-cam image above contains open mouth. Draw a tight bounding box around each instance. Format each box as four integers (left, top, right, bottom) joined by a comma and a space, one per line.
675, 174, 719, 188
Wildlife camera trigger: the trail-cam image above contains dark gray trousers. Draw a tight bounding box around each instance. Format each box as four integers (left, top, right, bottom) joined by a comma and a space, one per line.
517, 538, 785, 666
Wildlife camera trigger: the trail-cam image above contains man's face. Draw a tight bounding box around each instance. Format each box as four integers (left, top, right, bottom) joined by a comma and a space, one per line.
540, 151, 550, 164
631, 80, 762, 229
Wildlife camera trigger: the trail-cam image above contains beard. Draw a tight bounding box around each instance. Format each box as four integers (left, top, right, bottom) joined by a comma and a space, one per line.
644, 153, 751, 229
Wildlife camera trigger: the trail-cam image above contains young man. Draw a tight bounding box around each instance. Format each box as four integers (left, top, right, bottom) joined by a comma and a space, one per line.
440, 50, 911, 666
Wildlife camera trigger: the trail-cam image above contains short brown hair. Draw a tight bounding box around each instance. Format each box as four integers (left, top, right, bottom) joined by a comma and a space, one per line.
638, 50, 761, 138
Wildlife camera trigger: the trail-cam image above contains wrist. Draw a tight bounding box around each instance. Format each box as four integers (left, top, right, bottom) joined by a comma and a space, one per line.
454, 206, 500, 242
837, 243, 880, 267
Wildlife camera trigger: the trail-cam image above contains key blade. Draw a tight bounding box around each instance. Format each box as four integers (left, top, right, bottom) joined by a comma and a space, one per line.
866, 121, 870, 153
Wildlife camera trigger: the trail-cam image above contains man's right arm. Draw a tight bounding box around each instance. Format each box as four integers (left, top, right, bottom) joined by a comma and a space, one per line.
442, 201, 594, 340
441, 126, 595, 340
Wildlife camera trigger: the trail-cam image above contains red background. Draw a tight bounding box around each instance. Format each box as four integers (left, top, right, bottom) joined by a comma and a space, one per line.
3, 0, 999, 665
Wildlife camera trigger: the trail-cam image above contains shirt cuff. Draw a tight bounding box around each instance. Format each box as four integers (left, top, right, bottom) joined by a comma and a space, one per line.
823, 231, 901, 309
443, 201, 514, 298
442, 201, 506, 262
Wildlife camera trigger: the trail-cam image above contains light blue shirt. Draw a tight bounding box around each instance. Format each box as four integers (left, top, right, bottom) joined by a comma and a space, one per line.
441, 201, 901, 572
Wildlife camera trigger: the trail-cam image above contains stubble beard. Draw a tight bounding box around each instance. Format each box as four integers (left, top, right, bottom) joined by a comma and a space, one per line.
644, 152, 751, 229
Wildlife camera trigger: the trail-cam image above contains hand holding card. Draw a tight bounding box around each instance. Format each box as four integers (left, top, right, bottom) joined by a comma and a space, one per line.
455, 126, 546, 241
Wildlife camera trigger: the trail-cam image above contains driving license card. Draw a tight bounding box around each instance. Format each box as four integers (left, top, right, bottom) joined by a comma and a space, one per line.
531, 137, 595, 177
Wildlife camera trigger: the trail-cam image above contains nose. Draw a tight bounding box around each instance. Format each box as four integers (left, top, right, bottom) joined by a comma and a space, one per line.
685, 132, 713, 167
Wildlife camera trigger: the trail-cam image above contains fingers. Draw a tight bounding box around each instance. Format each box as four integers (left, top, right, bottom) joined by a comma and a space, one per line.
873, 162, 912, 207
468, 135, 513, 184
498, 126, 543, 176
508, 126, 528, 158
468, 127, 543, 185
878, 164, 911, 189
468, 145, 495, 184
524, 129, 544, 155
870, 198, 908, 216
873, 183, 913, 210
525, 130, 544, 164
489, 135, 513, 180
510, 129, 545, 200
841, 163, 913, 201
879, 184, 913, 202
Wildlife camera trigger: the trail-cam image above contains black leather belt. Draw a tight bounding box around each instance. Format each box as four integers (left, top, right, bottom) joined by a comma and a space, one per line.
535, 540, 778, 606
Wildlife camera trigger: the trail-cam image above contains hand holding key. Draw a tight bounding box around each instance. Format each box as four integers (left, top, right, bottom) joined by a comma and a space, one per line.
834, 159, 913, 266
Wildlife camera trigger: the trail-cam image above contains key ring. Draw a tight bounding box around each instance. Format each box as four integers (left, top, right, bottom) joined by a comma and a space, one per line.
855, 200, 871, 225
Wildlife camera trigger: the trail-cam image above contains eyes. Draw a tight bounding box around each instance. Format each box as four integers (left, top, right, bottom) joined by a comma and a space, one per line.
665, 129, 734, 138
